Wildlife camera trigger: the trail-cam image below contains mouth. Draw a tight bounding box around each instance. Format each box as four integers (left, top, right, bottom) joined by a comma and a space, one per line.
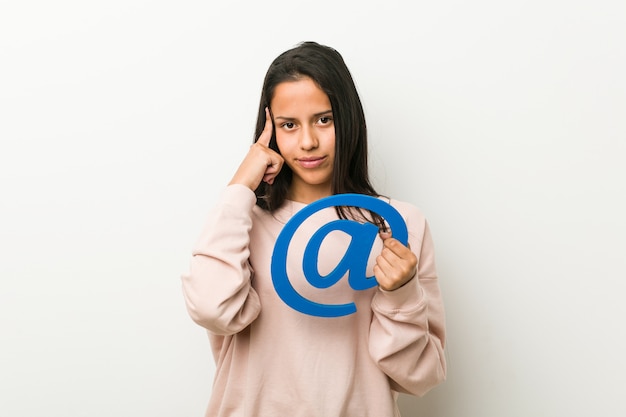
296, 156, 327, 169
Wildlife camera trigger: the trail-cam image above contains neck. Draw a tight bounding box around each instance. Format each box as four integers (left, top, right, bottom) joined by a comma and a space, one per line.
287, 183, 332, 204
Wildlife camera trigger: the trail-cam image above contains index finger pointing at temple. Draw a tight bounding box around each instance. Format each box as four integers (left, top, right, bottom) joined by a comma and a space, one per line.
256, 107, 274, 147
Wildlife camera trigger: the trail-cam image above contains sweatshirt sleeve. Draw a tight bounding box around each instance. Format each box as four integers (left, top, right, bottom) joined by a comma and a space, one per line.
368, 205, 447, 397
181, 184, 261, 335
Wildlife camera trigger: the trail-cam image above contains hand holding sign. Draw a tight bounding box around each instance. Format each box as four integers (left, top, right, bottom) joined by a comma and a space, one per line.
374, 231, 417, 291
229, 107, 284, 189
271, 194, 411, 317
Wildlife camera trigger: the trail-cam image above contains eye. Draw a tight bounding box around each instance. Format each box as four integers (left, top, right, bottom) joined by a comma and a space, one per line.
317, 115, 333, 125
281, 122, 296, 130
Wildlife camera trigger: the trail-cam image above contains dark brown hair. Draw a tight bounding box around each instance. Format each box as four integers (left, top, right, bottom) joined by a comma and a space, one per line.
253, 41, 384, 228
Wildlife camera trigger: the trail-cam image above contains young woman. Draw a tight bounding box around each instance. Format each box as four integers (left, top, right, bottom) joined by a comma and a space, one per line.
182, 41, 446, 417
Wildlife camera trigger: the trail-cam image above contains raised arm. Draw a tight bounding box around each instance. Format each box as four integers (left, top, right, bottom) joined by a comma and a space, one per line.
182, 109, 284, 335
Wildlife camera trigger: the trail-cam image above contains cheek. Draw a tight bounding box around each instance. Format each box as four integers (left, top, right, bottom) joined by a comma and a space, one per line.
323, 132, 336, 153
274, 133, 288, 154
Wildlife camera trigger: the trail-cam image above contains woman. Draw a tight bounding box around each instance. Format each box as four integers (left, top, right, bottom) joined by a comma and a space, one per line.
182, 41, 446, 417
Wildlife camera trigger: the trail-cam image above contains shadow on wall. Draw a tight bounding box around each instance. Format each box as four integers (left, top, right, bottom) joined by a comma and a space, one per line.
397, 390, 445, 417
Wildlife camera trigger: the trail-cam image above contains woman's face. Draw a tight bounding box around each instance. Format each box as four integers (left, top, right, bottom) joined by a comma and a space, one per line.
271, 77, 335, 204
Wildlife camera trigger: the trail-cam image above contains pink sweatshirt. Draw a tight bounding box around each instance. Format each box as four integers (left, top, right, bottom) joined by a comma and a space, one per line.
181, 185, 446, 417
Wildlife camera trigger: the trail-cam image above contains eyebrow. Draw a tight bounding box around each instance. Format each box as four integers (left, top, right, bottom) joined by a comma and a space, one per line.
273, 110, 333, 121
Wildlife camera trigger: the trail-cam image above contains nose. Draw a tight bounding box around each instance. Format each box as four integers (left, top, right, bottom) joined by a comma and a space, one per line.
299, 126, 318, 150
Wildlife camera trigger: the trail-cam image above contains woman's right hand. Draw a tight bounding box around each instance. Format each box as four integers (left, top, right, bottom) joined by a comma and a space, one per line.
229, 107, 284, 190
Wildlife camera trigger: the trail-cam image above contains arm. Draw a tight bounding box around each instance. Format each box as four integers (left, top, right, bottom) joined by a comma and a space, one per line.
182, 108, 283, 335
181, 184, 262, 335
369, 210, 447, 396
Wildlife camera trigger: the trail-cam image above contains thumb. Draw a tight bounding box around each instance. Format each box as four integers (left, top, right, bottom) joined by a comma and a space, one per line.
379, 230, 411, 249
379, 230, 392, 240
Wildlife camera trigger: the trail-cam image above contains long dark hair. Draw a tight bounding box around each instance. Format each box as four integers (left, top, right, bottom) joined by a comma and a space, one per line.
253, 41, 384, 227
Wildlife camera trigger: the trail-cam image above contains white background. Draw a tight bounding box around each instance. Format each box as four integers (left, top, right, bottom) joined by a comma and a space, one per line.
1, 1, 625, 416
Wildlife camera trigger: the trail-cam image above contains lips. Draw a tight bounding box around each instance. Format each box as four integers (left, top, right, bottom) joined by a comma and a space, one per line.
296, 156, 327, 169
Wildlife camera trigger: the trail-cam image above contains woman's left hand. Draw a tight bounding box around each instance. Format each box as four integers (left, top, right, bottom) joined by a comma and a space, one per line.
374, 232, 418, 291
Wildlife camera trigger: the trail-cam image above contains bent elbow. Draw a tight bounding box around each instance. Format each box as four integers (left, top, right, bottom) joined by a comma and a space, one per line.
416, 358, 447, 397
412, 344, 447, 397
183, 292, 260, 336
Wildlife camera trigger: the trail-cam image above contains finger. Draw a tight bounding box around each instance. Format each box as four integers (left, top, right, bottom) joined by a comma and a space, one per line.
377, 249, 416, 288
380, 245, 406, 272
262, 163, 280, 184
379, 232, 404, 260
381, 238, 418, 271
373, 264, 386, 284
256, 107, 274, 147
382, 237, 403, 256
375, 252, 394, 274
379, 230, 409, 251
373, 260, 398, 291
379, 231, 392, 240
262, 173, 275, 185
383, 235, 414, 257
261, 153, 283, 184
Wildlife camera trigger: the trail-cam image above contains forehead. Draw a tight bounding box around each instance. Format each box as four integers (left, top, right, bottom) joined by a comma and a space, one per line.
270, 77, 331, 114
